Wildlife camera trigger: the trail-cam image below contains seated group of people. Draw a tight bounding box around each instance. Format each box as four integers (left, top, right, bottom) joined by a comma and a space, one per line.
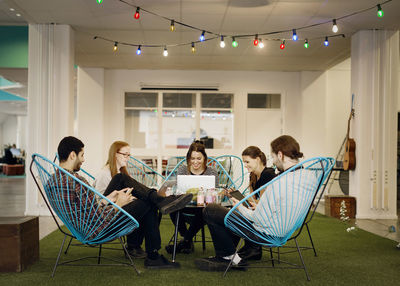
56, 134, 305, 271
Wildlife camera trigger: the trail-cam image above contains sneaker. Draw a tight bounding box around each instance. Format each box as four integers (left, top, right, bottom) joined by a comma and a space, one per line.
165, 239, 194, 254
144, 254, 180, 269
127, 247, 146, 259
194, 256, 248, 272
158, 194, 193, 215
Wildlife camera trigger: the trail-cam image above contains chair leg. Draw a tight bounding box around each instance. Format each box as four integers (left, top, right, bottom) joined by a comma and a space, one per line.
269, 248, 275, 267
172, 211, 180, 262
52, 234, 67, 277
119, 237, 140, 275
223, 238, 244, 277
305, 223, 317, 257
295, 238, 310, 281
97, 244, 102, 264
64, 237, 73, 254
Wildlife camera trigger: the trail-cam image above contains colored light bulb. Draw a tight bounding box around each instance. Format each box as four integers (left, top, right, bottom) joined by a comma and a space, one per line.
253, 34, 259, 46
96, 0, 103, 4
136, 45, 141, 55
304, 39, 309, 48
280, 40, 285, 50
170, 20, 175, 31
377, 4, 384, 18
232, 37, 238, 48
200, 31, 205, 41
324, 36, 329, 46
113, 42, 118, 52
191, 42, 196, 54
134, 7, 140, 19
258, 40, 264, 49
292, 29, 298, 41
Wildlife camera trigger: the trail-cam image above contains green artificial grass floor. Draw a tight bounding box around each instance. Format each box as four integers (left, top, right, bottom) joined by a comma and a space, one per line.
1, 213, 399, 286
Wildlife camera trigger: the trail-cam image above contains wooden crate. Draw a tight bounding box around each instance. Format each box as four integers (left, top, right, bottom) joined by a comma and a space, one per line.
325, 195, 356, 219
0, 217, 39, 272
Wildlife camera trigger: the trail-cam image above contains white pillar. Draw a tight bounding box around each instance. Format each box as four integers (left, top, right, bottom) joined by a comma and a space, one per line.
25, 24, 74, 216
76, 67, 105, 176
350, 30, 399, 219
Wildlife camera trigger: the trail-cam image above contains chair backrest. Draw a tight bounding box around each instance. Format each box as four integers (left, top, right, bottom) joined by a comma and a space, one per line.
165, 156, 185, 178
126, 156, 165, 188
214, 155, 245, 190
30, 153, 139, 245
224, 157, 331, 247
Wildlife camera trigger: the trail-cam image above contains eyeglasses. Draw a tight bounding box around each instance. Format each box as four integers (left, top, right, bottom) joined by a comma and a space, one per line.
193, 140, 205, 145
117, 152, 131, 158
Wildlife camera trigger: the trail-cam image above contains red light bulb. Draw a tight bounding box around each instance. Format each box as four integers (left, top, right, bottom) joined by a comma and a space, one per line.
134, 8, 140, 19
280, 40, 285, 50
253, 39, 259, 46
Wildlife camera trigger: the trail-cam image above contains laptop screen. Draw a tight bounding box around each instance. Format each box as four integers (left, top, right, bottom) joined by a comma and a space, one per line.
177, 175, 215, 194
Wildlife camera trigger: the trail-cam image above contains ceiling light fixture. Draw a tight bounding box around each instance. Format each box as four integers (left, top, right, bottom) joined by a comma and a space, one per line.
134, 7, 140, 19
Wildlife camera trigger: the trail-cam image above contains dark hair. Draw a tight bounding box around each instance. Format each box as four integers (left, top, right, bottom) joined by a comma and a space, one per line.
270, 135, 303, 160
186, 140, 208, 171
242, 146, 267, 191
57, 136, 84, 162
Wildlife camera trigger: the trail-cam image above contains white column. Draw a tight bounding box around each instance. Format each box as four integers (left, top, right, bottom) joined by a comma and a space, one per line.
76, 67, 105, 176
350, 30, 399, 219
25, 24, 74, 216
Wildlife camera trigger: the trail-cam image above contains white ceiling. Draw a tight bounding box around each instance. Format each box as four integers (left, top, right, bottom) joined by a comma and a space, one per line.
0, 0, 399, 72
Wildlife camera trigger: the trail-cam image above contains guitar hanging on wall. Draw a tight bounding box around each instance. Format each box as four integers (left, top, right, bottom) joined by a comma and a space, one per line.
343, 94, 356, 170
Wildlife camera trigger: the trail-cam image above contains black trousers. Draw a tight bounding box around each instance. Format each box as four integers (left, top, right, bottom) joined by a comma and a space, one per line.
203, 203, 268, 257
170, 208, 204, 242
104, 173, 160, 253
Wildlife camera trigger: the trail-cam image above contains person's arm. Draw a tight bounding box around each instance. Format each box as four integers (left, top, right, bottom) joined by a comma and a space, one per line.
93, 167, 111, 194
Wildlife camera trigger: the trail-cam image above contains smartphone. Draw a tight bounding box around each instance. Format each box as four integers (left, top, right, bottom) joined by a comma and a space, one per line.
229, 190, 245, 200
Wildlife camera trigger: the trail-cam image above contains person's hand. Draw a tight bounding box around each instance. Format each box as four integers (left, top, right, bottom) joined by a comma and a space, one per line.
224, 188, 235, 197
114, 189, 135, 208
230, 197, 240, 206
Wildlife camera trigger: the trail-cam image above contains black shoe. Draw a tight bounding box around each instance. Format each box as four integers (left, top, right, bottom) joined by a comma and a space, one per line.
127, 247, 146, 259
238, 246, 262, 261
158, 194, 193, 215
165, 239, 194, 254
144, 254, 180, 269
194, 256, 248, 272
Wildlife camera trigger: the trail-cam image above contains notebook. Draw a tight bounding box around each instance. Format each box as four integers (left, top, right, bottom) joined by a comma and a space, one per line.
177, 175, 215, 194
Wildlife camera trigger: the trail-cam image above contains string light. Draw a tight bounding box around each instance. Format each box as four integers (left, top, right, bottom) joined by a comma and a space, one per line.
220, 36, 225, 48
377, 4, 384, 18
332, 19, 338, 33
232, 37, 238, 48
96, 0, 103, 4
304, 39, 309, 48
258, 39, 264, 49
199, 31, 205, 42
113, 42, 118, 52
292, 29, 298, 41
191, 42, 196, 54
136, 45, 141, 55
170, 20, 175, 31
134, 7, 140, 19
253, 34, 259, 46
280, 40, 285, 50
324, 36, 329, 46
163, 47, 168, 57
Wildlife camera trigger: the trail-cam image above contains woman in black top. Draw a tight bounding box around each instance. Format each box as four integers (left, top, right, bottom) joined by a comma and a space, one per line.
239, 146, 276, 260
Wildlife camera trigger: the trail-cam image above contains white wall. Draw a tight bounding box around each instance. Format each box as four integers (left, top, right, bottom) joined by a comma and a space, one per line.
1, 115, 17, 147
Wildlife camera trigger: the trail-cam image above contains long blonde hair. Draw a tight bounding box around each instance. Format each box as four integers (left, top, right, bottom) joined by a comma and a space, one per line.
107, 141, 130, 177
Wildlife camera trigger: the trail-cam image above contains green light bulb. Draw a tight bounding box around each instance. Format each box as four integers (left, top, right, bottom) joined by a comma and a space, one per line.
96, 0, 103, 4
377, 10, 384, 18
304, 40, 309, 49
232, 40, 238, 48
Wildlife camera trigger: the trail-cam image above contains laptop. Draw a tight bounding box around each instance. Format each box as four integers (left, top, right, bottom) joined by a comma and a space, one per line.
177, 175, 215, 194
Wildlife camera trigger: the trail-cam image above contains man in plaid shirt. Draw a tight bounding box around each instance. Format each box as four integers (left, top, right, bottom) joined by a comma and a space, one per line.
57, 136, 192, 268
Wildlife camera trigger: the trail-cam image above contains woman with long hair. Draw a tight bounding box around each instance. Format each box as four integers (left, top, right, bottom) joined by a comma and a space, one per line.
166, 140, 219, 254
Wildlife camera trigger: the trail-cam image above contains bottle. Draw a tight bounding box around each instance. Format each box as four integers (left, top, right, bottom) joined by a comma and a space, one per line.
197, 188, 205, 206
205, 189, 213, 205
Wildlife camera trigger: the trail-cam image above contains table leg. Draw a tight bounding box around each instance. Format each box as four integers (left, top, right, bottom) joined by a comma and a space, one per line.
172, 211, 180, 262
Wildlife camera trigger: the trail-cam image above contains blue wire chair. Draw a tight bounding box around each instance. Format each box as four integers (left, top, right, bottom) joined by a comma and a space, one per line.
223, 157, 332, 280
165, 156, 185, 178
30, 153, 140, 277
214, 155, 245, 190
126, 156, 165, 188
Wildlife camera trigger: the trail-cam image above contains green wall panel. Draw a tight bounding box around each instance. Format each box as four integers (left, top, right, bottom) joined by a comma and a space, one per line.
0, 26, 28, 68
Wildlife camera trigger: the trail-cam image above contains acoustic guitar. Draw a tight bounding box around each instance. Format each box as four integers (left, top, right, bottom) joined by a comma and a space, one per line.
343, 96, 356, 170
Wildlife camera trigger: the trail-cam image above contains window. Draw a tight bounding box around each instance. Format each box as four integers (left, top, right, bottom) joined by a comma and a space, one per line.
124, 92, 158, 149
247, 93, 281, 109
